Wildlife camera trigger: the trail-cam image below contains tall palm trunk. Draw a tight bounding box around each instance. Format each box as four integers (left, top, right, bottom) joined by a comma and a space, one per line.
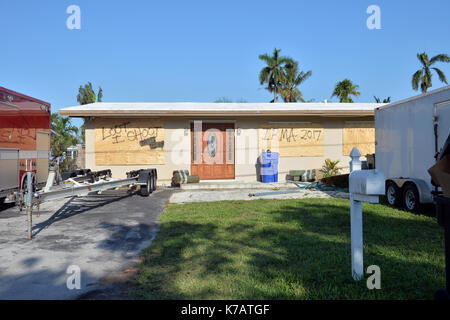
273, 88, 277, 102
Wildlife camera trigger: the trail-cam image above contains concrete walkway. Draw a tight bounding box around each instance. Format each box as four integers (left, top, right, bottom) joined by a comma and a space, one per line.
0, 189, 173, 300
169, 188, 349, 203
180, 181, 307, 190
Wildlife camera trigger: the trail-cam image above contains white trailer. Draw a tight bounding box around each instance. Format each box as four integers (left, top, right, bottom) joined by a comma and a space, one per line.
375, 85, 450, 212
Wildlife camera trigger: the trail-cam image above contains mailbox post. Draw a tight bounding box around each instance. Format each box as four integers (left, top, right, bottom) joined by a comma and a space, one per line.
349, 147, 385, 280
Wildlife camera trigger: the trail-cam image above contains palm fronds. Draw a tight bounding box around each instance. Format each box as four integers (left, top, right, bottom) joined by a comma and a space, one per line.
280, 61, 312, 102
331, 79, 360, 103
258, 48, 295, 102
412, 52, 449, 93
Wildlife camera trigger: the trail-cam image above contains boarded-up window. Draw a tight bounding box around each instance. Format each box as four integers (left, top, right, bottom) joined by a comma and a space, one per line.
258, 123, 324, 157
94, 118, 164, 165
342, 121, 375, 156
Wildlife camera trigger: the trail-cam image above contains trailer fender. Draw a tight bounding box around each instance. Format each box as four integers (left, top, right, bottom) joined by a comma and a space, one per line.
137, 170, 153, 185
390, 178, 433, 204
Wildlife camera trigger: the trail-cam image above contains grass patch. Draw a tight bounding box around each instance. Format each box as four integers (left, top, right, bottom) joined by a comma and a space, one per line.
131, 198, 444, 299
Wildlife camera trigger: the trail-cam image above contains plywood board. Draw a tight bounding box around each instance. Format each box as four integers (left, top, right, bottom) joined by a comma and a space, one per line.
94, 118, 164, 165
36, 131, 50, 151
342, 121, 375, 156
36, 158, 49, 183
258, 123, 324, 157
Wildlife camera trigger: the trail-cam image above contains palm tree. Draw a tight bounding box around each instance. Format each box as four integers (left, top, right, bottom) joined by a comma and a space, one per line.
373, 96, 391, 103
412, 52, 450, 93
331, 79, 360, 103
51, 113, 79, 157
77, 82, 103, 142
258, 48, 294, 102
280, 62, 312, 102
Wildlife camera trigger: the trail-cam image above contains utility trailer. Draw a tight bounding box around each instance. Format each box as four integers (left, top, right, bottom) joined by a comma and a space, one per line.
36, 168, 157, 203
9, 166, 157, 239
375, 85, 450, 212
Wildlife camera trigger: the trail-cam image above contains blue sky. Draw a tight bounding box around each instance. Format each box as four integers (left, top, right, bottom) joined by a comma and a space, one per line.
1, 0, 449, 127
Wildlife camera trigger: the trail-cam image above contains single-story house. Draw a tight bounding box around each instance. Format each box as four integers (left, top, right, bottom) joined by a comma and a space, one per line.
59, 102, 383, 185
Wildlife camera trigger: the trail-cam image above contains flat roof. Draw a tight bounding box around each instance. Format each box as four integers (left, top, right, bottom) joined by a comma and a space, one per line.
59, 102, 383, 117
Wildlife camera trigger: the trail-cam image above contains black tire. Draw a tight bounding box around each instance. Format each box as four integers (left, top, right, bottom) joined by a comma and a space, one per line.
402, 184, 421, 213
149, 174, 154, 193
152, 174, 157, 191
385, 181, 401, 207
140, 176, 151, 197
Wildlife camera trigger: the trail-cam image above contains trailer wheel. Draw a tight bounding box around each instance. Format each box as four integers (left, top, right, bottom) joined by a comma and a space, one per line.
403, 184, 420, 213
22, 174, 36, 193
149, 174, 155, 192
386, 181, 401, 207
152, 174, 157, 191
140, 176, 152, 197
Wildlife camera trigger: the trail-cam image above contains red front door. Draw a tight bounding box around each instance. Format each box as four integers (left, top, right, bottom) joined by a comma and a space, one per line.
191, 123, 235, 180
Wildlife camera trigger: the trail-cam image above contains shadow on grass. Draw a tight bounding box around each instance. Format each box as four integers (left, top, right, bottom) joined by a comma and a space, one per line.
272, 201, 440, 250
132, 199, 445, 300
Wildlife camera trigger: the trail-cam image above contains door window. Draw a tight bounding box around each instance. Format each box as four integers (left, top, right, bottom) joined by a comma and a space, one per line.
207, 132, 217, 158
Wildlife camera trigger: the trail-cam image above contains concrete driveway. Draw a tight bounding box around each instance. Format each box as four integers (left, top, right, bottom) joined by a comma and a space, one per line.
0, 188, 174, 300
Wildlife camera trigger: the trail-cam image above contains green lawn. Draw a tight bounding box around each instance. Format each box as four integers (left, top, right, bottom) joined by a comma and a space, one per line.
131, 198, 445, 299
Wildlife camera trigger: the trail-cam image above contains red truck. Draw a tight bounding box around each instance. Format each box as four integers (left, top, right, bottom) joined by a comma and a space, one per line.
0, 86, 51, 202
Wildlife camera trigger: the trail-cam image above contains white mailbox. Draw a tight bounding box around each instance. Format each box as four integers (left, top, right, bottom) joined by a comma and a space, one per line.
349, 169, 385, 203
348, 147, 386, 281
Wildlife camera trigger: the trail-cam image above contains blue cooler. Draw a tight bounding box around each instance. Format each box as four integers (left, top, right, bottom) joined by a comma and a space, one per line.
260, 151, 279, 183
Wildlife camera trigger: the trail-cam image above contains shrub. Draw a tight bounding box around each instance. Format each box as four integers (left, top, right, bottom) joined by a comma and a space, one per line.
321, 158, 343, 177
